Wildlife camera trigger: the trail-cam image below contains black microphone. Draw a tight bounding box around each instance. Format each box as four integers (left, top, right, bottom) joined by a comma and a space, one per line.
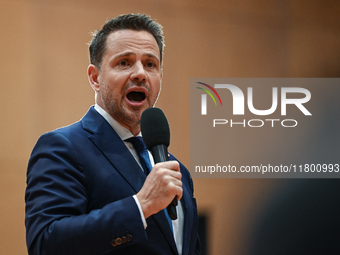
141, 107, 178, 220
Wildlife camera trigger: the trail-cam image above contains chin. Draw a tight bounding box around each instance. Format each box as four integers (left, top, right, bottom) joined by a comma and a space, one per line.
125, 111, 142, 124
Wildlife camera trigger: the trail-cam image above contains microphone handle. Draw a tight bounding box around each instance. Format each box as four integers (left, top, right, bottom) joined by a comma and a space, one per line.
150, 145, 178, 220
150, 144, 168, 163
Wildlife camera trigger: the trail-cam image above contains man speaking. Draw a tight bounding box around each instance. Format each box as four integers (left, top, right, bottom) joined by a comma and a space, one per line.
25, 13, 200, 255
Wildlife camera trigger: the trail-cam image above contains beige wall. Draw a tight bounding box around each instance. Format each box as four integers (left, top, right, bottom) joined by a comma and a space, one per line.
1, 0, 339, 254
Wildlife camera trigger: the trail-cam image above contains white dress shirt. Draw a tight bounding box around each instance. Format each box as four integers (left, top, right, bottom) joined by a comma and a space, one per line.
94, 104, 184, 254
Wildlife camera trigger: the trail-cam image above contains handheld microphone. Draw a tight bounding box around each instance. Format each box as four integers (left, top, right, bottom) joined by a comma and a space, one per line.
140, 107, 178, 220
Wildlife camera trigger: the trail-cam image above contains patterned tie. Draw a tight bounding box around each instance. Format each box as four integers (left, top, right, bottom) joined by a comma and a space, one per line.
126, 136, 174, 232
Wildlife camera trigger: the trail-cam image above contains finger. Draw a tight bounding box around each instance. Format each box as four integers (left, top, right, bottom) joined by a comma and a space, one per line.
167, 170, 182, 180
166, 173, 182, 186
154, 161, 180, 172
167, 178, 183, 199
174, 186, 183, 200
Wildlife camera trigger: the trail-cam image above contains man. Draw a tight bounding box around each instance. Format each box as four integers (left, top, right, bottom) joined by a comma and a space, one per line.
25, 14, 200, 255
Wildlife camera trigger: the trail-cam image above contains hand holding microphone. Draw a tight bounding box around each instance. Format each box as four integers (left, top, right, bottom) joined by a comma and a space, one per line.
136, 108, 181, 220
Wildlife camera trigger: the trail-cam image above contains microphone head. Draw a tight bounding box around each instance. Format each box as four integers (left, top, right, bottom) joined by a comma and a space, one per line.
141, 107, 170, 150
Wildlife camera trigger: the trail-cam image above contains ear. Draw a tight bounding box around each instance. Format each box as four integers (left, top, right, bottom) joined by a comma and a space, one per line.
87, 64, 100, 92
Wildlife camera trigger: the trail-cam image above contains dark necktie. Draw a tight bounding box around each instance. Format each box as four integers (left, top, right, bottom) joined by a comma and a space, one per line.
126, 136, 174, 232
126, 137, 153, 175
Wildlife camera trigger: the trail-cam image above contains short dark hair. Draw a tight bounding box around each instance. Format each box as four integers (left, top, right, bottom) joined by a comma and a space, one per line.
89, 13, 164, 69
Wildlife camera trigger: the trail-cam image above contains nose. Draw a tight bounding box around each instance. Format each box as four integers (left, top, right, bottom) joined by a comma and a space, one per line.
130, 61, 147, 82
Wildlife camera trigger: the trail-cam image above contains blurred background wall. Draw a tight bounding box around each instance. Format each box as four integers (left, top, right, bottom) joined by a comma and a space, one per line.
1, 0, 339, 254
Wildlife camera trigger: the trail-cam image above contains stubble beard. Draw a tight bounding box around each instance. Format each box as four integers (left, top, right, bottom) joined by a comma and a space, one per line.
101, 90, 148, 131
100, 81, 159, 132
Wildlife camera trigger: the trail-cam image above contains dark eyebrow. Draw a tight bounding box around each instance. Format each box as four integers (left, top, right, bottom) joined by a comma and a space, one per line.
145, 53, 159, 61
114, 52, 136, 59
114, 51, 160, 62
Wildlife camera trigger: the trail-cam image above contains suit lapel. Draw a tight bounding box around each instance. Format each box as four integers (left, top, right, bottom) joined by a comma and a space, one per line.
81, 107, 178, 253
82, 106, 146, 193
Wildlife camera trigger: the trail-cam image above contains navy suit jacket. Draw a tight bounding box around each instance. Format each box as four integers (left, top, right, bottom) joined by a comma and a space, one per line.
25, 106, 200, 255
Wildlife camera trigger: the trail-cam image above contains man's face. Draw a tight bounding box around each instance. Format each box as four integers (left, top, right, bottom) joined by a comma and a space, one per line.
88, 29, 162, 135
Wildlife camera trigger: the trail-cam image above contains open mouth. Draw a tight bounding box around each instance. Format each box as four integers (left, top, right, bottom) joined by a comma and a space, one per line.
126, 91, 146, 102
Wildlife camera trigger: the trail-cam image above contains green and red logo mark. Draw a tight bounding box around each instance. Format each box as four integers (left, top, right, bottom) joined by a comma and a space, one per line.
196, 82, 222, 115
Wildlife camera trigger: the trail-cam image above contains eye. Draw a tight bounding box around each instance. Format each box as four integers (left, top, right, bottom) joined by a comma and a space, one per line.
146, 61, 155, 68
118, 60, 128, 66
